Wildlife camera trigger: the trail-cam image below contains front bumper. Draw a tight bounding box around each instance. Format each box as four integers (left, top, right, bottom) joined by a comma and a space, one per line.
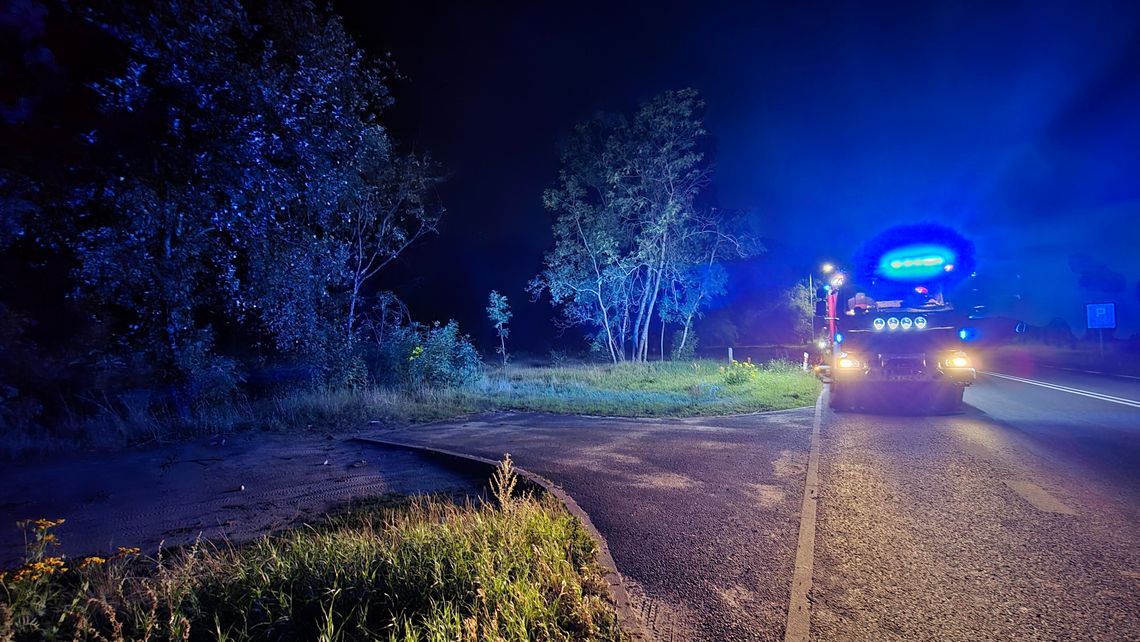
937, 366, 976, 385
826, 364, 976, 386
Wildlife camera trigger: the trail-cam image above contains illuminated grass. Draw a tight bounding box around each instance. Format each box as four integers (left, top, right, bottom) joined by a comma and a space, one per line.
267, 360, 820, 427
0, 462, 625, 641
479, 359, 820, 417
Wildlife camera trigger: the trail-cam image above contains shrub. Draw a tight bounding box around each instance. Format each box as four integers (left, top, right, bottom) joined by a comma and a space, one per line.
414, 320, 484, 387
368, 320, 483, 388
719, 358, 758, 385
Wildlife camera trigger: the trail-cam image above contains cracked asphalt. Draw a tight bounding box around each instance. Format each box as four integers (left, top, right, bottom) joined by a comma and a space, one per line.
377, 365, 1140, 642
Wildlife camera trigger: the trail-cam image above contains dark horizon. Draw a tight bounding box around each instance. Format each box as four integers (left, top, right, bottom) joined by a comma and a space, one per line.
337, 0, 1140, 351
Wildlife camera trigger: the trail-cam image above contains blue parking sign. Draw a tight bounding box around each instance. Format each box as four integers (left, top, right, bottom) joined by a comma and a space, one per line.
1086, 303, 1116, 329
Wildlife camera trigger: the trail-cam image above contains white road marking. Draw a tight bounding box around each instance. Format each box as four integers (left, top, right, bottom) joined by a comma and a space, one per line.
784, 389, 823, 642
982, 371, 1140, 409
1051, 366, 1140, 381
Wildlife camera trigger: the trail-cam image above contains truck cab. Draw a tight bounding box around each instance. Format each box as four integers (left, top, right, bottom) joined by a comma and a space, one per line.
817, 288, 977, 412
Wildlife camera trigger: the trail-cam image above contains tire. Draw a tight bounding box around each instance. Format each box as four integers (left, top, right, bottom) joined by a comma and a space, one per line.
936, 385, 964, 413
830, 382, 849, 410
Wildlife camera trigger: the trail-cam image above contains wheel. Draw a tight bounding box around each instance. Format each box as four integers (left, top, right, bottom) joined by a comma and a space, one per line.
935, 385, 964, 413
829, 382, 848, 410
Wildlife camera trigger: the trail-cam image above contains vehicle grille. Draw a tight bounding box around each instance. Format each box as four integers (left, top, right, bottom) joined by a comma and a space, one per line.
879, 354, 926, 376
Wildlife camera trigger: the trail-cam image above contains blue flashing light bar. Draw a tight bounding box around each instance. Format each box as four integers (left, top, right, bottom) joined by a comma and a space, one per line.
877, 243, 958, 281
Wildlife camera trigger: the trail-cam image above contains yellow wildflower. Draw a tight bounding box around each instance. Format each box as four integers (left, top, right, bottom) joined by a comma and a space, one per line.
79, 556, 107, 569
115, 546, 141, 558
34, 518, 65, 531
11, 556, 67, 582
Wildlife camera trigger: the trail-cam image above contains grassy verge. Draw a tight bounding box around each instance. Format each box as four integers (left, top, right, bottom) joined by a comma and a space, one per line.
0, 460, 624, 641
481, 359, 820, 417
4, 360, 820, 455
266, 359, 820, 429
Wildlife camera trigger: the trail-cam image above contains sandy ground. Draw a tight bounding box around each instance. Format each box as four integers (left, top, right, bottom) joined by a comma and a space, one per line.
0, 431, 488, 567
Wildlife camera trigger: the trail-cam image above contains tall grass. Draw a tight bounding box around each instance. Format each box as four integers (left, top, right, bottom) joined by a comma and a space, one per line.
0, 460, 625, 641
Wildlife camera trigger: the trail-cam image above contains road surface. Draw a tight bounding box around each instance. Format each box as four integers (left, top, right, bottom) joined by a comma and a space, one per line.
376, 365, 1140, 641
811, 366, 1140, 642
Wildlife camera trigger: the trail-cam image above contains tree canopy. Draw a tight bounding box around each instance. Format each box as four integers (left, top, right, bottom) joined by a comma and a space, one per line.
0, 0, 443, 430
530, 89, 758, 362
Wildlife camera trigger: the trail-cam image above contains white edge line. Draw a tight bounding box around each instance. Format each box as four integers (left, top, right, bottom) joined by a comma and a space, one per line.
1049, 366, 1140, 381
982, 371, 1140, 409
784, 388, 824, 642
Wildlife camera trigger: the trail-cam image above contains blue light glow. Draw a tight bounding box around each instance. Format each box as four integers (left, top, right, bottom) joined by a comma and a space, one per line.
959, 327, 978, 342
834, 332, 844, 343
877, 244, 959, 281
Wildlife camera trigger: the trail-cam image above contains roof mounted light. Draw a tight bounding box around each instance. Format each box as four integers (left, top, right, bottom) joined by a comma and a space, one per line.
914, 316, 928, 330
887, 317, 899, 330
900, 317, 913, 330
872, 317, 886, 331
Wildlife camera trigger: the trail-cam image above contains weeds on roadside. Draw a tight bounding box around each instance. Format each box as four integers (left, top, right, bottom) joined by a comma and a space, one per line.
719, 359, 759, 385
0, 457, 624, 641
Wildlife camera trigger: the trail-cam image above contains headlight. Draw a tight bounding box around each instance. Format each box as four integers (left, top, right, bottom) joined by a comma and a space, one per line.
837, 356, 860, 368
943, 353, 971, 368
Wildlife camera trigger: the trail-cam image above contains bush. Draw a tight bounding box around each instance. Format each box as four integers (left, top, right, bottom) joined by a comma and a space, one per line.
414, 320, 484, 387
368, 320, 483, 388
719, 358, 758, 385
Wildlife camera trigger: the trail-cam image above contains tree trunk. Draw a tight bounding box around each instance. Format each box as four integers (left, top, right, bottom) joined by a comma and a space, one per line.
346, 275, 362, 344
595, 289, 619, 364
631, 267, 652, 361
679, 313, 693, 354
638, 238, 667, 362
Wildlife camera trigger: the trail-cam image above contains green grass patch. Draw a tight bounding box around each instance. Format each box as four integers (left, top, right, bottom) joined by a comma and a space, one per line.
260, 359, 819, 432
0, 460, 625, 641
7, 360, 819, 456
478, 359, 821, 418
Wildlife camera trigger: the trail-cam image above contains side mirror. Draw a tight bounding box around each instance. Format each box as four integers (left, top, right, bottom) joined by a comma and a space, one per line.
1014, 321, 1027, 334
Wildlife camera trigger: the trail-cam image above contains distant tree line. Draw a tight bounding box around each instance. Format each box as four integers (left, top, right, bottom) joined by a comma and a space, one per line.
530, 89, 760, 362
0, 0, 455, 441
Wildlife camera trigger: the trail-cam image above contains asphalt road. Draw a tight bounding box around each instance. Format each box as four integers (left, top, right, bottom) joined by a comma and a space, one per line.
378, 364, 1140, 642
812, 367, 1140, 642
381, 411, 815, 642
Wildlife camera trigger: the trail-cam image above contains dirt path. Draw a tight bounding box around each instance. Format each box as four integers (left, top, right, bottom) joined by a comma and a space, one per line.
0, 431, 487, 566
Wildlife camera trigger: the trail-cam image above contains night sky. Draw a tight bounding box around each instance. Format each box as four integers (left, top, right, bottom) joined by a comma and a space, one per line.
336, 0, 1140, 348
